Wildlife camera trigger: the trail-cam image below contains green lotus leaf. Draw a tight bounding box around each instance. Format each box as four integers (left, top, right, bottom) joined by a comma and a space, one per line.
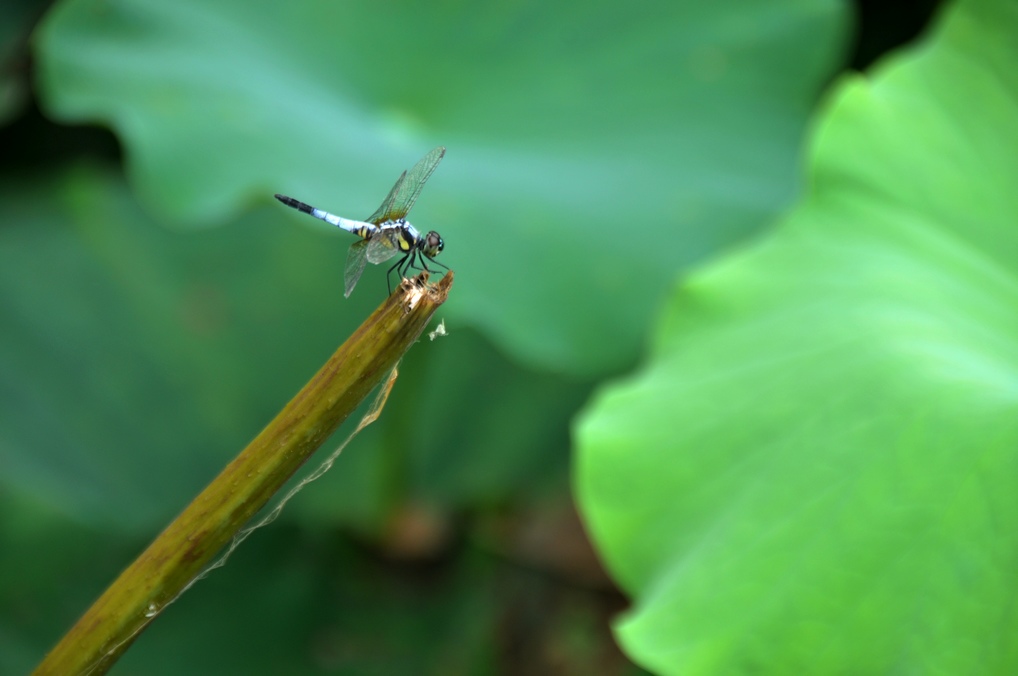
577, 0, 1018, 672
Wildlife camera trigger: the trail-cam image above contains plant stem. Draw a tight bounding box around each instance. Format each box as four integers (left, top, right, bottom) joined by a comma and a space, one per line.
33, 272, 453, 676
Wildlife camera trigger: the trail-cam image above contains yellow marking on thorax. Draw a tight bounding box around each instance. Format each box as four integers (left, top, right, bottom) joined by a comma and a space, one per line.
396, 231, 414, 252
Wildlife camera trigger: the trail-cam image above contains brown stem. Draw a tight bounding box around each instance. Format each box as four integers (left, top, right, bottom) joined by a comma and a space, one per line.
33, 272, 453, 676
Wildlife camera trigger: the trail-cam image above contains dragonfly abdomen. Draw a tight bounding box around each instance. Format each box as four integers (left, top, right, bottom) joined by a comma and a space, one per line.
274, 193, 374, 236
274, 194, 308, 212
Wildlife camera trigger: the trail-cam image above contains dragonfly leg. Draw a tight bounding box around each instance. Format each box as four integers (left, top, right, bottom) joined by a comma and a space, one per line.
388, 251, 448, 292
406, 254, 449, 274
399, 252, 417, 274
423, 256, 449, 272
386, 254, 410, 295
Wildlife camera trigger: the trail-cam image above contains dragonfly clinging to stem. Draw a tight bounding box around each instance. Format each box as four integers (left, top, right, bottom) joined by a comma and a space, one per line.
275, 146, 449, 297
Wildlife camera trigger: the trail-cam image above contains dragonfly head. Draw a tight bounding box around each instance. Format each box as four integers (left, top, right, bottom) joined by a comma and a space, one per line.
421, 231, 444, 258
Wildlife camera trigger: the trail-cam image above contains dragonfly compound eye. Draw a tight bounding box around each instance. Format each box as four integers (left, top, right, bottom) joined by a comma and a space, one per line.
424, 231, 444, 256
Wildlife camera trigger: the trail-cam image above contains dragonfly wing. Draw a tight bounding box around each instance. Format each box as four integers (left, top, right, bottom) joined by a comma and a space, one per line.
364, 230, 401, 265
365, 171, 406, 224
367, 147, 445, 223
344, 239, 370, 298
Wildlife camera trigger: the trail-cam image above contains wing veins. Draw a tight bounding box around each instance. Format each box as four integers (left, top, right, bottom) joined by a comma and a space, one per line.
365, 146, 445, 223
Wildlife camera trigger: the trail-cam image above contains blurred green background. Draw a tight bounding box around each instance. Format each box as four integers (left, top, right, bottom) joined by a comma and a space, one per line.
10, 0, 1011, 674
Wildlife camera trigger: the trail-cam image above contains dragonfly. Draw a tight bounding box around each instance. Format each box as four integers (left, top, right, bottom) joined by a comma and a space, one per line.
275, 146, 448, 297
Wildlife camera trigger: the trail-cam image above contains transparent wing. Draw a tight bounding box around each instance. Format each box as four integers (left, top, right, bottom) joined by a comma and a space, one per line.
343, 239, 370, 298
365, 171, 406, 225
365, 146, 445, 224
364, 230, 402, 264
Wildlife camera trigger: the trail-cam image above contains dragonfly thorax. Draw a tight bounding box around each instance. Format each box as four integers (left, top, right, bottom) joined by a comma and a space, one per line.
379, 220, 443, 258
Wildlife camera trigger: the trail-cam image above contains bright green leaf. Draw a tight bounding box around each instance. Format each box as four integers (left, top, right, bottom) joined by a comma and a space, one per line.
577, 0, 1018, 672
